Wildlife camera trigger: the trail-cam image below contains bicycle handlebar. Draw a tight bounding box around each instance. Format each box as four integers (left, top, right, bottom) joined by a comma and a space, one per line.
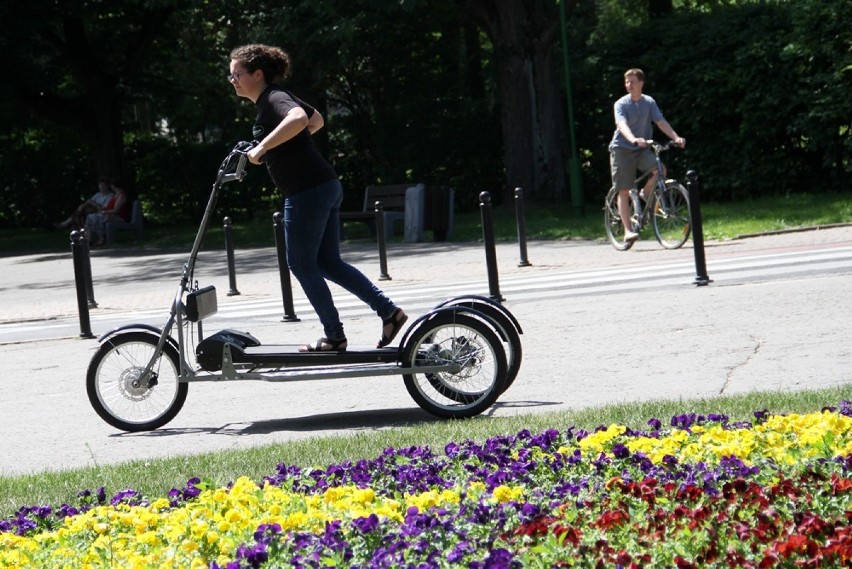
646, 140, 683, 154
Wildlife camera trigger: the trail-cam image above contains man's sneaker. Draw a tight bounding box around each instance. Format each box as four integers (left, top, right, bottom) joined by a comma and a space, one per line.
624, 230, 639, 242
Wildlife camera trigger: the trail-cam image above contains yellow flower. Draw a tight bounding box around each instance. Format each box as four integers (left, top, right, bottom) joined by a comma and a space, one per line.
578, 424, 627, 453
491, 485, 524, 504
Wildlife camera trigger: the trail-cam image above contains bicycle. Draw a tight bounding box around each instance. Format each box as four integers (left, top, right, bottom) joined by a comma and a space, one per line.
604, 140, 691, 251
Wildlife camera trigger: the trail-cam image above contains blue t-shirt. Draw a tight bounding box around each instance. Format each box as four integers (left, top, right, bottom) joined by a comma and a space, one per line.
608, 94, 665, 151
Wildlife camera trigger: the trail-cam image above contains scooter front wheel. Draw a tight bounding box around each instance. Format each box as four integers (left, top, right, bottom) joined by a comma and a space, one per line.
86, 332, 187, 432
402, 311, 507, 418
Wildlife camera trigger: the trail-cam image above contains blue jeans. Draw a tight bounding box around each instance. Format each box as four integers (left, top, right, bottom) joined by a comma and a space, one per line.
284, 178, 397, 341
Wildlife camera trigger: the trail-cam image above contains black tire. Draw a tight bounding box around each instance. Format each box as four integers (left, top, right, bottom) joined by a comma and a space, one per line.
86, 332, 187, 432
604, 187, 634, 251
652, 181, 691, 249
401, 311, 507, 418
433, 297, 522, 393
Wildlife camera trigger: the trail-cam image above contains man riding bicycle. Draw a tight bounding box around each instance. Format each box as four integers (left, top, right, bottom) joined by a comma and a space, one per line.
609, 68, 685, 244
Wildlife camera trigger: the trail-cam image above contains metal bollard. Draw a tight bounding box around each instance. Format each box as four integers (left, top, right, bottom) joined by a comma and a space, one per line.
479, 191, 505, 302
70, 231, 95, 338
514, 187, 532, 267
375, 201, 392, 281
79, 229, 98, 308
272, 212, 300, 322
686, 170, 712, 286
223, 216, 240, 296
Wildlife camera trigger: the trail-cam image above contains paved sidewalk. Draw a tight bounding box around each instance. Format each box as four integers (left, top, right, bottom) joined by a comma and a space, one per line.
0, 227, 850, 475
3, 226, 851, 324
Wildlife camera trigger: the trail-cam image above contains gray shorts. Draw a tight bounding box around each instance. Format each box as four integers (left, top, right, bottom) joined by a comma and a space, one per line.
610, 146, 657, 190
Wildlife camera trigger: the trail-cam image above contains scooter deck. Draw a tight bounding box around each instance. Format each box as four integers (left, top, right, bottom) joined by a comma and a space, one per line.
235, 344, 401, 366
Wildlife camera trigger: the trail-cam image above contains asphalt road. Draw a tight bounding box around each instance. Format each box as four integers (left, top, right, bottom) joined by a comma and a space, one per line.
1, 228, 850, 476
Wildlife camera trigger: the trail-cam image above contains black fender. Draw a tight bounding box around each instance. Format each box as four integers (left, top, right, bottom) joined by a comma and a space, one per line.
434, 294, 523, 335
97, 323, 179, 352
397, 304, 501, 353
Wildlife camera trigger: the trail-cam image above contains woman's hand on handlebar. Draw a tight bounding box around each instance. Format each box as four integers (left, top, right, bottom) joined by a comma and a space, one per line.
247, 144, 266, 165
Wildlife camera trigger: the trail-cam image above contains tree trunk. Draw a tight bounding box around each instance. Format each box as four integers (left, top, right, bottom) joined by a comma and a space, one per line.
466, 0, 577, 201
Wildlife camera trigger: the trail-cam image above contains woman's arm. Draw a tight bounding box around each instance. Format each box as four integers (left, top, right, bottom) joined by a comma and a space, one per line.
306, 110, 324, 135
249, 107, 309, 164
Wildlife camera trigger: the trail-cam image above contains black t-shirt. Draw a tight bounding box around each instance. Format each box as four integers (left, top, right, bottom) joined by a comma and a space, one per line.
253, 85, 336, 197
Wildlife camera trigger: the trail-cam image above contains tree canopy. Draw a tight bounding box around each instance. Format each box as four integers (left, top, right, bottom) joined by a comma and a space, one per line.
0, 0, 848, 229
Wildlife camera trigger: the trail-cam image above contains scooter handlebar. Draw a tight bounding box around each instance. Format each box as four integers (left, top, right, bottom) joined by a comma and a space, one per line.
219, 141, 258, 184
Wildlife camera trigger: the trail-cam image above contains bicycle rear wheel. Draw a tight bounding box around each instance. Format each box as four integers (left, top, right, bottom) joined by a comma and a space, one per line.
604, 187, 634, 251
652, 181, 691, 249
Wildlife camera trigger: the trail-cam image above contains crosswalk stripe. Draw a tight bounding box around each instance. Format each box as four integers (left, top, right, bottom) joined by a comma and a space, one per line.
1, 245, 850, 342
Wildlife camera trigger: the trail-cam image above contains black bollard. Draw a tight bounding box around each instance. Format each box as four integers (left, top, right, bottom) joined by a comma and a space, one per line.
223, 216, 240, 296
514, 187, 532, 267
272, 212, 300, 322
375, 201, 392, 281
79, 229, 98, 308
70, 231, 95, 339
479, 191, 504, 303
686, 170, 712, 286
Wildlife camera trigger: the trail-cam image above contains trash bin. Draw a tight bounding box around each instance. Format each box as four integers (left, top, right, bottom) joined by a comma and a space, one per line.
403, 184, 454, 243
404, 184, 426, 243
423, 186, 454, 241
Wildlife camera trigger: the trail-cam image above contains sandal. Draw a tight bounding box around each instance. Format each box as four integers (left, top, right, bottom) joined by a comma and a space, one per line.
299, 337, 348, 352
377, 308, 408, 348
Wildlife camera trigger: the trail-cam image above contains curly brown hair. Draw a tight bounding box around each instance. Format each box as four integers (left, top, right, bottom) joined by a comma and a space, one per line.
229, 44, 292, 84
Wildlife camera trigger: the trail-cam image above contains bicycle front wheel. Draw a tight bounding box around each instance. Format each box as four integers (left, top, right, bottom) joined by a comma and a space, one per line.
652, 181, 691, 249
604, 187, 634, 251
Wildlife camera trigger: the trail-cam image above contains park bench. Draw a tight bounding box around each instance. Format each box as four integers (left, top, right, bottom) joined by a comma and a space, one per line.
339, 184, 413, 240
340, 183, 454, 242
105, 199, 144, 245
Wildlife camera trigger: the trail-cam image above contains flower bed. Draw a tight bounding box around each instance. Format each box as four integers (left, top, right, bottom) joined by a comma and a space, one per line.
2, 403, 852, 568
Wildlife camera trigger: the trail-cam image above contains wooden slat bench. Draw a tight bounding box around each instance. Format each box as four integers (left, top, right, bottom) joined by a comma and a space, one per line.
339, 184, 414, 240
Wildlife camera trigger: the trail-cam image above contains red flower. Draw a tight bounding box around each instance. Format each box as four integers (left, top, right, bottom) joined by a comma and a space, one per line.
592, 509, 629, 530
830, 474, 852, 495
552, 524, 582, 547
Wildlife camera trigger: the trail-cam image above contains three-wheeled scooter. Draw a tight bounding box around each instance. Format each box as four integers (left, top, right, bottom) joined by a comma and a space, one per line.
86, 142, 523, 432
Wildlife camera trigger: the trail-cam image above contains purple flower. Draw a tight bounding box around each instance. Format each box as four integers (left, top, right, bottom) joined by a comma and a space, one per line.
611, 443, 630, 459
352, 513, 380, 534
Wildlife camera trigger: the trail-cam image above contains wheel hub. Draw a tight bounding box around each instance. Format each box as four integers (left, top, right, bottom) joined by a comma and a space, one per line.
117, 367, 155, 401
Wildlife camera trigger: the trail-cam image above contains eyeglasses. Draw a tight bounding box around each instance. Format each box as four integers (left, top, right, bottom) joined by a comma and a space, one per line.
226, 71, 250, 83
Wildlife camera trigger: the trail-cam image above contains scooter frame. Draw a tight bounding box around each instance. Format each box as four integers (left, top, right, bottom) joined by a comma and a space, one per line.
86, 142, 523, 432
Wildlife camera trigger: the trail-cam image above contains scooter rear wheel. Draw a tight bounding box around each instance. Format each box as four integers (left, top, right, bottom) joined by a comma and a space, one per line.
433, 296, 522, 394
86, 332, 187, 432
401, 311, 507, 418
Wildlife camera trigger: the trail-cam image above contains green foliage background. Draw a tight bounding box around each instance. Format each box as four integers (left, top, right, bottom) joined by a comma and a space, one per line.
0, 0, 848, 230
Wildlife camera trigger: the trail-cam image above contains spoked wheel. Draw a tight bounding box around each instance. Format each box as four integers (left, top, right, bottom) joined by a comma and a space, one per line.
604, 187, 634, 251
653, 181, 691, 249
402, 311, 507, 418
433, 296, 522, 394
86, 332, 187, 432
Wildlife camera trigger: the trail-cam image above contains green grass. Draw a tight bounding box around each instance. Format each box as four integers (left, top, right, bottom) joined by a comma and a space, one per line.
2, 191, 851, 518
4, 191, 852, 256
2, 384, 851, 518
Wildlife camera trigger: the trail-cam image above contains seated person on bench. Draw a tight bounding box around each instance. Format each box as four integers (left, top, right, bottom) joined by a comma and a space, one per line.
85, 179, 130, 247
54, 176, 113, 230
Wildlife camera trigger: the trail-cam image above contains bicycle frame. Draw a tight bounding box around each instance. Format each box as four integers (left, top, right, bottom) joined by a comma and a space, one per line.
629, 142, 672, 231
